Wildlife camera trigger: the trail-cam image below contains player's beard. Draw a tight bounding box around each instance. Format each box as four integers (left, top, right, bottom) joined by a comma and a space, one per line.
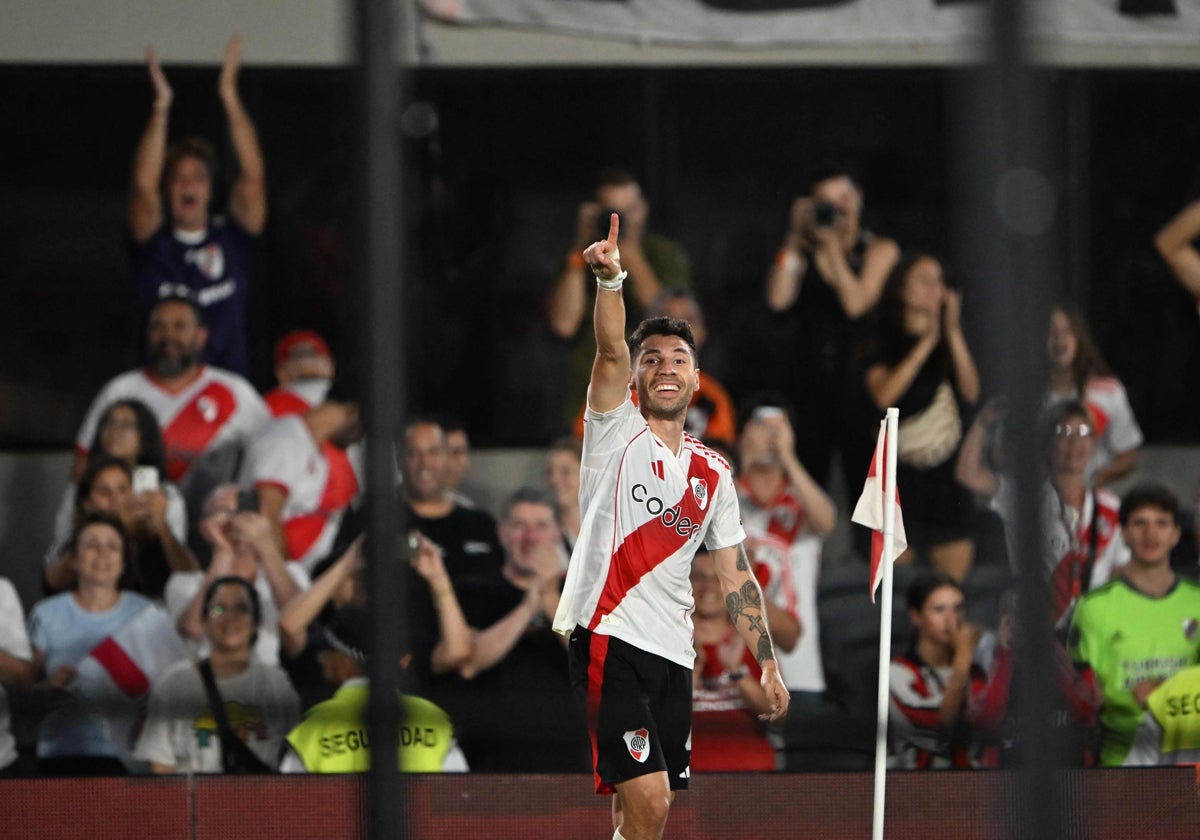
639, 383, 691, 423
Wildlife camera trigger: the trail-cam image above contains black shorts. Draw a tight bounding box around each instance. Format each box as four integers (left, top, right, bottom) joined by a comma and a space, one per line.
568, 625, 692, 794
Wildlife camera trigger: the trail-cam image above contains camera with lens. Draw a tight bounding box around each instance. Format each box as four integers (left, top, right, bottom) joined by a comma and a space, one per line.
596, 208, 624, 239
813, 201, 839, 228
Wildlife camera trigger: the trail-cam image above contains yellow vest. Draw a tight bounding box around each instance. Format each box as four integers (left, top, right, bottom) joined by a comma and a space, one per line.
1147, 665, 1200, 759
285, 681, 455, 773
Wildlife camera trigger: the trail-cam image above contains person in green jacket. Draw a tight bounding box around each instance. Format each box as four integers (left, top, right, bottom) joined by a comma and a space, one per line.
279, 605, 466, 773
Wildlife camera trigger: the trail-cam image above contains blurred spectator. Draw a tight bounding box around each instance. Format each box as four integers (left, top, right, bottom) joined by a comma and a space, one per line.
44, 455, 199, 599
957, 399, 1128, 630
735, 401, 829, 712
430, 488, 587, 773
278, 531, 471, 706
889, 571, 987, 769
72, 296, 270, 501
49, 400, 190, 581
1124, 662, 1200, 766
569, 291, 737, 448
134, 576, 299, 773
547, 166, 692, 430
400, 417, 502, 582
263, 330, 335, 418
27, 513, 185, 775
1154, 195, 1200, 318
0, 577, 36, 776
280, 605, 467, 773
1045, 306, 1142, 487
966, 588, 1101, 768
240, 389, 363, 572
165, 485, 308, 666
1069, 483, 1200, 766
545, 436, 583, 558
689, 550, 778, 771
764, 163, 900, 498
440, 415, 477, 509
127, 38, 266, 376
864, 254, 980, 581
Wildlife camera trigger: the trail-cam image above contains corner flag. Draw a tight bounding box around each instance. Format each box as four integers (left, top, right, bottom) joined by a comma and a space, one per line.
851, 416, 907, 603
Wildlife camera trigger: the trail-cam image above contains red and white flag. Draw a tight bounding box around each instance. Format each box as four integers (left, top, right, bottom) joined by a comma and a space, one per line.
851, 419, 907, 603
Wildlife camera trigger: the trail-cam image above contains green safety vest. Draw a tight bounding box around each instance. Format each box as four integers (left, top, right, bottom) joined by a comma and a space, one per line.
285, 682, 455, 773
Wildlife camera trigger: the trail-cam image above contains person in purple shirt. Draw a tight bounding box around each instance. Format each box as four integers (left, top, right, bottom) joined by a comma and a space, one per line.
127, 36, 266, 377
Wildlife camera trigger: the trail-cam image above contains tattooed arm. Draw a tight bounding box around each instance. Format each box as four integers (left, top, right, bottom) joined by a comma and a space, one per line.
710, 542, 790, 721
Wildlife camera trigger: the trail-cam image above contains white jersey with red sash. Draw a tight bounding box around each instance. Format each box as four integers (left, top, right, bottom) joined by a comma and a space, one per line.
241, 415, 362, 571
76, 367, 269, 482
553, 397, 745, 669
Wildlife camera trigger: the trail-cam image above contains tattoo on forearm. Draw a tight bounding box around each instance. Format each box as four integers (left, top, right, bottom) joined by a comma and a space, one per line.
736, 544, 750, 572
726, 579, 776, 664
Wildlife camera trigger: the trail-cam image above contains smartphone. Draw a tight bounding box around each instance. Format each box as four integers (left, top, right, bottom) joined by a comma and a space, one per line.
236, 488, 260, 513
132, 466, 159, 494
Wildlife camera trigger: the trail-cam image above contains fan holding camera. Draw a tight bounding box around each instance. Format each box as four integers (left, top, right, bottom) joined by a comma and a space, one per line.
762, 164, 901, 501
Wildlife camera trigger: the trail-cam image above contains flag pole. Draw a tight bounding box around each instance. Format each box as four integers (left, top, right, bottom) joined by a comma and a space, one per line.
871, 407, 900, 840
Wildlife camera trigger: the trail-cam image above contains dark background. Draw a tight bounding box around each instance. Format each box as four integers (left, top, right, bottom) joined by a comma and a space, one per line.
3, 64, 1199, 448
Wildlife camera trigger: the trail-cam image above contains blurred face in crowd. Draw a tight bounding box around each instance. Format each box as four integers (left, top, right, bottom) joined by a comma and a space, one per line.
1122, 505, 1180, 568
146, 300, 207, 379
634, 333, 699, 423
1047, 308, 1078, 371
811, 174, 863, 236
99, 405, 142, 463
73, 521, 125, 591
595, 181, 649, 234
1049, 410, 1095, 478
690, 551, 724, 621
910, 584, 964, 651
205, 581, 257, 655
83, 465, 134, 519
900, 256, 946, 317
404, 422, 449, 503
499, 501, 561, 577
444, 429, 470, 491
167, 155, 213, 232
276, 344, 334, 386
546, 449, 581, 512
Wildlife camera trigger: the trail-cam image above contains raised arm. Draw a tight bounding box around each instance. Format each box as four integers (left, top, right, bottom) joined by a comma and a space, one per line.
127, 46, 172, 243
766, 197, 813, 311
954, 399, 1002, 498
812, 233, 900, 319
218, 35, 267, 235
771, 414, 836, 536
278, 537, 362, 659
585, 213, 632, 414
711, 542, 790, 721
941, 289, 980, 405
548, 201, 601, 339
1155, 198, 1200, 298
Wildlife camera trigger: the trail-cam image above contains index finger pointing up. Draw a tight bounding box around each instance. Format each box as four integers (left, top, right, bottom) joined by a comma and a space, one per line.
606, 212, 620, 247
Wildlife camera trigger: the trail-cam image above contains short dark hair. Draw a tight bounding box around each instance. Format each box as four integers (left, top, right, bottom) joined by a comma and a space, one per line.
67, 511, 134, 590
503, 486, 561, 523
1119, 482, 1179, 527
163, 136, 218, 190
906, 570, 962, 613
76, 456, 133, 515
150, 293, 206, 326
628, 316, 699, 365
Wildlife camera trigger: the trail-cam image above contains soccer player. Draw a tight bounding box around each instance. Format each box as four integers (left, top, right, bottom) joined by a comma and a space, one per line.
553, 214, 789, 840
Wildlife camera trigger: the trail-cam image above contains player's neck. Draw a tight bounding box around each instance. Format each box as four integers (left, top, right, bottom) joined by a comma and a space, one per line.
645, 416, 686, 458
1122, 559, 1176, 597
1053, 472, 1088, 510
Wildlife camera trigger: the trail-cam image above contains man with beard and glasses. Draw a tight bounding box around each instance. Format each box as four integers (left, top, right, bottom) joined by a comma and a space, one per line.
553, 214, 789, 840
73, 296, 269, 497
240, 381, 363, 573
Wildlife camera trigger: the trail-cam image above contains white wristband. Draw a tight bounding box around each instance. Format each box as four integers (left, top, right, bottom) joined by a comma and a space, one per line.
595, 270, 627, 292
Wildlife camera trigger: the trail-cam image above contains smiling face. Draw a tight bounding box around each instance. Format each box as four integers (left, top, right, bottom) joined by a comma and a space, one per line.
204, 581, 257, 655
900, 256, 946, 316
633, 333, 699, 422
1049, 410, 1095, 478
404, 422, 449, 503
499, 500, 561, 577
73, 521, 126, 590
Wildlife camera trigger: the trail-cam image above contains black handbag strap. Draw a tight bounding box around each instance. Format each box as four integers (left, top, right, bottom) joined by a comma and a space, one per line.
197, 659, 269, 773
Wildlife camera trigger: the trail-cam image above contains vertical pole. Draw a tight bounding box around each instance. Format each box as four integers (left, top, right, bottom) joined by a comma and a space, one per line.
355, 0, 408, 838
871, 408, 900, 840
